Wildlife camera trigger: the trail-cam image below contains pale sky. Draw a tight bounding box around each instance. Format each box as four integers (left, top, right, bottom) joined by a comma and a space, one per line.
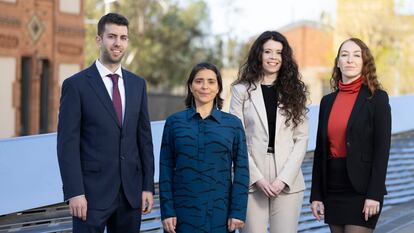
205, 0, 336, 41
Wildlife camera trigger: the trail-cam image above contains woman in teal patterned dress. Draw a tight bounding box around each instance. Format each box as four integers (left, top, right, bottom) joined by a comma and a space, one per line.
159, 62, 249, 233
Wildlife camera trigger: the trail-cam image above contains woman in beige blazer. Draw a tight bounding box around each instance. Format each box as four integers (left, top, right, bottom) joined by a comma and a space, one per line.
230, 31, 309, 233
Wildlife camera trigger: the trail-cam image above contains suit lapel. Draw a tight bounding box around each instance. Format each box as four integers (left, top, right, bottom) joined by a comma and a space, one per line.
121, 70, 133, 130
250, 83, 269, 136
322, 92, 338, 140
346, 85, 369, 131
86, 63, 121, 128
274, 105, 283, 141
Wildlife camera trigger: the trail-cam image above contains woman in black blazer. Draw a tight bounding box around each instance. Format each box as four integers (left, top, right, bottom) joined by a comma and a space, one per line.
310, 38, 391, 233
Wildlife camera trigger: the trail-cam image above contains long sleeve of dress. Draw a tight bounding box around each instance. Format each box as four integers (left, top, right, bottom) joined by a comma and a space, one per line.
229, 120, 249, 221
159, 118, 176, 220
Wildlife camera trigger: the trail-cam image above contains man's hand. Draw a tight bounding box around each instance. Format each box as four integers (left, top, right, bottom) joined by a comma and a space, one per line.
271, 179, 286, 195
363, 199, 380, 221
255, 178, 278, 197
227, 218, 244, 232
69, 195, 87, 221
142, 191, 154, 214
310, 201, 324, 221
162, 217, 177, 233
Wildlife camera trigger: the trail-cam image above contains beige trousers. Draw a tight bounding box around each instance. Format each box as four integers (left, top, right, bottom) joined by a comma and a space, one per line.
240, 153, 304, 233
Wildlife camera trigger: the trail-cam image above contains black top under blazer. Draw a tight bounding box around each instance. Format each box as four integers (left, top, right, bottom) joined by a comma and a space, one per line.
310, 85, 391, 202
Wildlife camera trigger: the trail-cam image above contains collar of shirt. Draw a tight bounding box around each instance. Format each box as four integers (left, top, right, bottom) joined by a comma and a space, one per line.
186, 107, 222, 123
95, 59, 123, 79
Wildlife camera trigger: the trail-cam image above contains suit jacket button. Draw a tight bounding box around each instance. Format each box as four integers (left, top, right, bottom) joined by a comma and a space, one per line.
346, 142, 351, 146
120, 156, 125, 160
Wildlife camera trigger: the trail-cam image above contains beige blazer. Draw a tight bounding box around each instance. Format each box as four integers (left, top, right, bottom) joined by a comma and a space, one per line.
229, 83, 309, 193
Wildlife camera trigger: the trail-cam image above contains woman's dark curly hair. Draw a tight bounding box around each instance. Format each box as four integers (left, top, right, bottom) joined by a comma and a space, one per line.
184, 62, 224, 109
233, 31, 308, 128
331, 38, 382, 96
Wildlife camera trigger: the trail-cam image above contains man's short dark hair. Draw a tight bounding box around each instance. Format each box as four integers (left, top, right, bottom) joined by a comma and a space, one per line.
97, 13, 129, 36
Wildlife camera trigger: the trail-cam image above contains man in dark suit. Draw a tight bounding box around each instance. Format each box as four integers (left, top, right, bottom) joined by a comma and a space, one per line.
57, 13, 154, 233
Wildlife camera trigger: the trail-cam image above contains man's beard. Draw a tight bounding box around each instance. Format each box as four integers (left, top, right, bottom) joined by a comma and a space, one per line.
102, 48, 124, 64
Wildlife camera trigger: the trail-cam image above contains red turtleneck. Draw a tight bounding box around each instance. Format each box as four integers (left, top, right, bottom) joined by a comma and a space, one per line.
327, 76, 363, 158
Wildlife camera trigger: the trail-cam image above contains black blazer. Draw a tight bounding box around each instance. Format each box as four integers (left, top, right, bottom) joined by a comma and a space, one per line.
310, 85, 391, 202
57, 63, 154, 210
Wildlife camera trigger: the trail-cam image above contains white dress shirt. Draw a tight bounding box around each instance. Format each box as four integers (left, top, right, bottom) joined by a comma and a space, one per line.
95, 59, 126, 123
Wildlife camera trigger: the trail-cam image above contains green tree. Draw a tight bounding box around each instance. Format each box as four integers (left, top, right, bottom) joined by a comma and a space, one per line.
85, 0, 222, 91
84, 0, 103, 68
336, 0, 414, 95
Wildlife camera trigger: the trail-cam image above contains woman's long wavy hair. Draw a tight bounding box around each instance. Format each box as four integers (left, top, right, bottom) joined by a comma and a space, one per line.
185, 62, 224, 110
331, 38, 382, 96
233, 31, 308, 128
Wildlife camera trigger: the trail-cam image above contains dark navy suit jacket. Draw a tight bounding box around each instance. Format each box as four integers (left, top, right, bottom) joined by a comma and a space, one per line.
57, 63, 154, 210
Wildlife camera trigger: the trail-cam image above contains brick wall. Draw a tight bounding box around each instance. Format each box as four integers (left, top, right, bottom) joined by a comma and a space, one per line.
0, 0, 84, 136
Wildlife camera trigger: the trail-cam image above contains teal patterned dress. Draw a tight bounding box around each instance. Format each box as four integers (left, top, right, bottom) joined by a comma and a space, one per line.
159, 107, 249, 233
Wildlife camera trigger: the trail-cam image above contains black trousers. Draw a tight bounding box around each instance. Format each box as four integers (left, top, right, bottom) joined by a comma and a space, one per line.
73, 188, 142, 233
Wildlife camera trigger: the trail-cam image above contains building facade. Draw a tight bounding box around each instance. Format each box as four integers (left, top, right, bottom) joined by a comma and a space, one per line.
0, 0, 84, 138
280, 21, 333, 105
